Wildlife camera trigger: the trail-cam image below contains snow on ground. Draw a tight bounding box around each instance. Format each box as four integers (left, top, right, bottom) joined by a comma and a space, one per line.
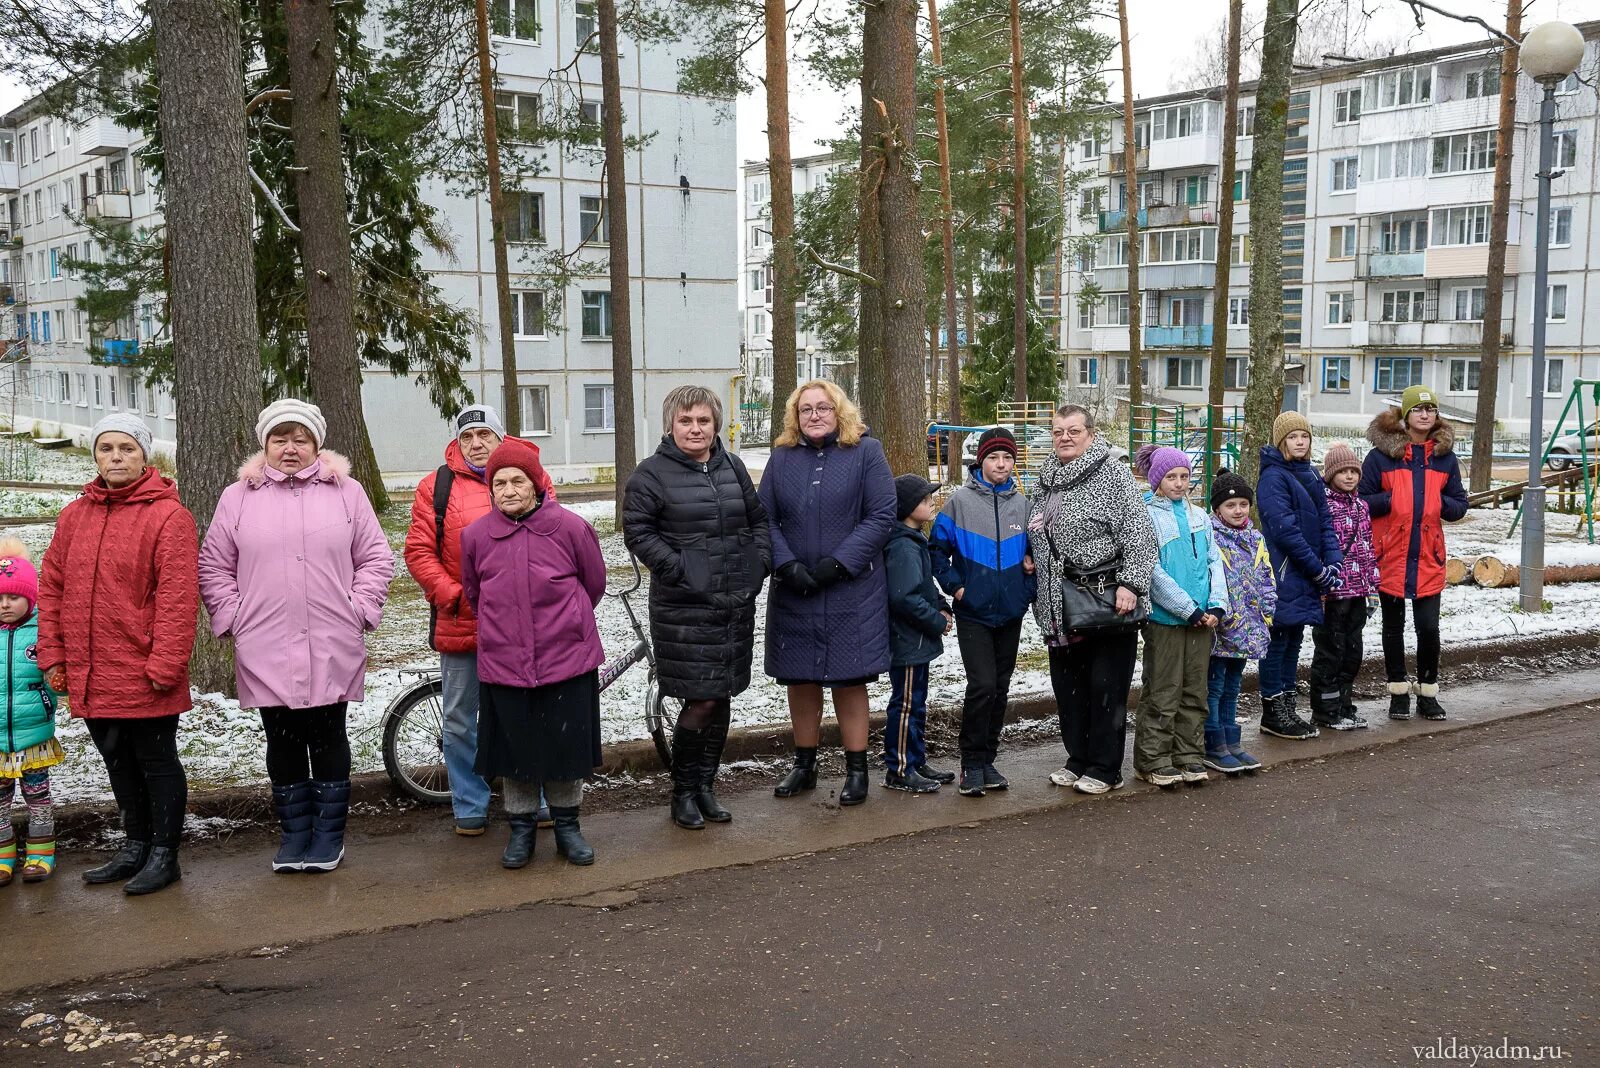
6, 429, 1597, 805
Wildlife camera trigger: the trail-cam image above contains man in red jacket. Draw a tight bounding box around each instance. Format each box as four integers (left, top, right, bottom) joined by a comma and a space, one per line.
404, 406, 555, 835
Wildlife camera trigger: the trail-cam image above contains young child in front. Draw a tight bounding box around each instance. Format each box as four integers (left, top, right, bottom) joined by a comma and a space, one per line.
0, 539, 61, 884
1311, 443, 1379, 732
1206, 472, 1274, 775
883, 475, 954, 794
1135, 447, 1229, 788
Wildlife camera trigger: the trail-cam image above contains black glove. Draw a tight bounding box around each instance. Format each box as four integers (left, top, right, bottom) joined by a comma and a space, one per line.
776, 560, 820, 596
1314, 564, 1340, 592
812, 556, 850, 588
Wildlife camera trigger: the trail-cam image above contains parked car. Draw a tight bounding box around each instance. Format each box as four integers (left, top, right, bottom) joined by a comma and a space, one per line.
927, 427, 951, 463
1547, 423, 1600, 470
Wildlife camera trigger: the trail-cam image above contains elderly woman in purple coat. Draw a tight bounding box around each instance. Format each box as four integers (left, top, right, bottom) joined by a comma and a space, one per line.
758, 380, 897, 808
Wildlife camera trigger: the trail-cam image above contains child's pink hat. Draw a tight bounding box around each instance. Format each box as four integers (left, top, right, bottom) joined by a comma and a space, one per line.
0, 539, 37, 614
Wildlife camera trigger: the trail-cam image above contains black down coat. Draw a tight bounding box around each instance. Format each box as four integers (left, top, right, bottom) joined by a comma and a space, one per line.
622, 436, 772, 700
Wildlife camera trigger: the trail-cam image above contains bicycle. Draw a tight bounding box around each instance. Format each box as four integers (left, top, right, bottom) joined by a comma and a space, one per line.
380, 556, 675, 804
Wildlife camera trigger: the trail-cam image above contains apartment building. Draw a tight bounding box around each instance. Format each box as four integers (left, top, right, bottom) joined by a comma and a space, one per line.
1060, 21, 1600, 436
0, 0, 737, 479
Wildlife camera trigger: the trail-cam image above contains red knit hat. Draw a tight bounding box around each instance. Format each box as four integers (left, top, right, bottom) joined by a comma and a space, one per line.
485, 437, 548, 491
0, 539, 38, 614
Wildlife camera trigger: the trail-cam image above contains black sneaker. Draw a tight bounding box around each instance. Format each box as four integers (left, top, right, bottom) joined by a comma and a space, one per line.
916, 763, 956, 785
981, 764, 1009, 791
884, 767, 941, 793
1179, 763, 1209, 785
957, 768, 985, 797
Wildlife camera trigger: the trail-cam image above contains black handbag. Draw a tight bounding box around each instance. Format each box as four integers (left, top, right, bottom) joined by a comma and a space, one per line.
1058, 561, 1148, 633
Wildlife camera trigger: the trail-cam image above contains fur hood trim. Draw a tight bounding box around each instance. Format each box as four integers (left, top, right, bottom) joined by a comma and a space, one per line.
238, 449, 352, 487
1366, 407, 1454, 459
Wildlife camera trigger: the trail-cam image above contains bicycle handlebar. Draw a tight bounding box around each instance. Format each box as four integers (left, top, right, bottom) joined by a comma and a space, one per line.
608, 554, 645, 599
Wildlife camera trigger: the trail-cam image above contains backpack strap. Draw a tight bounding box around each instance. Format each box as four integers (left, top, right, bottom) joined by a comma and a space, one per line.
432, 464, 455, 555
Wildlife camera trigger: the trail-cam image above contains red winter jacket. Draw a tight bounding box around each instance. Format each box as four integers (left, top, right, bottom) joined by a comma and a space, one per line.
36, 466, 200, 719
403, 437, 555, 654
1358, 409, 1469, 599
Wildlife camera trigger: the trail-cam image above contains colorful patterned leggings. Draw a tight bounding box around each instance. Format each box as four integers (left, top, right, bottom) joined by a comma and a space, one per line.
0, 769, 53, 842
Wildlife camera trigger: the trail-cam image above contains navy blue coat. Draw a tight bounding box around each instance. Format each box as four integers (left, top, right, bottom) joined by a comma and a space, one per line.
885, 524, 950, 667
1256, 445, 1343, 627
759, 433, 897, 683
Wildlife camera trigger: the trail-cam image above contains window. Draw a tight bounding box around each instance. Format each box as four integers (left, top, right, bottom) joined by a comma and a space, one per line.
53, 310, 64, 341
1078, 133, 1102, 160
1232, 169, 1250, 202
1362, 66, 1433, 111
748, 178, 769, 205
109, 375, 118, 408
94, 374, 102, 407
575, 0, 597, 50
28, 129, 36, 162
1546, 284, 1568, 322
75, 372, 87, 406
132, 161, 144, 195
146, 381, 157, 413
1165, 356, 1203, 389
1133, 118, 1150, 149
49, 247, 60, 278
578, 100, 601, 130
64, 243, 76, 279
1227, 296, 1249, 326
1150, 103, 1203, 140
1100, 234, 1128, 266
1330, 156, 1358, 193
1544, 358, 1566, 395
1333, 88, 1361, 124
1375, 357, 1423, 393
1135, 179, 1159, 208
1175, 175, 1209, 205
1361, 139, 1431, 183
1556, 71, 1582, 94
1328, 225, 1356, 260
1551, 207, 1573, 246
1167, 296, 1204, 326
1432, 204, 1491, 246
504, 191, 544, 243
1326, 291, 1353, 325
1236, 104, 1255, 134
511, 290, 546, 337
39, 311, 50, 342
583, 383, 614, 431
1230, 233, 1251, 265
1077, 187, 1103, 217
1104, 293, 1130, 326
58, 371, 70, 403
1322, 357, 1352, 393
491, 0, 540, 39
1554, 130, 1577, 170
579, 195, 609, 244
1447, 358, 1481, 393
1432, 130, 1496, 173
1224, 356, 1249, 390
580, 290, 612, 338
42, 121, 53, 154
1464, 67, 1499, 98
1145, 227, 1215, 264
47, 185, 58, 218
1381, 290, 1426, 323
1077, 301, 1094, 329
495, 92, 541, 142
74, 310, 85, 341
752, 310, 767, 336
1378, 216, 1428, 253
1451, 286, 1486, 321
520, 385, 550, 434
1077, 357, 1098, 386
1116, 358, 1150, 387
108, 160, 126, 192
139, 304, 155, 340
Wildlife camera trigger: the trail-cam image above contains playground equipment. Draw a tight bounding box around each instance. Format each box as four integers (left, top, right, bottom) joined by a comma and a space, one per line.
1507, 378, 1600, 544
1128, 402, 1242, 500
927, 401, 1055, 493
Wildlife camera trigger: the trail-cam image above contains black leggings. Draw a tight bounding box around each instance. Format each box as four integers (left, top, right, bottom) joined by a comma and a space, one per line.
1379, 593, 1441, 685
87, 716, 188, 847
678, 697, 730, 731
260, 703, 351, 784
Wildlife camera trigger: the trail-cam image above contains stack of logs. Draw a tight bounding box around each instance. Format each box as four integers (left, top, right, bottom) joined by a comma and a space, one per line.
1445, 555, 1600, 589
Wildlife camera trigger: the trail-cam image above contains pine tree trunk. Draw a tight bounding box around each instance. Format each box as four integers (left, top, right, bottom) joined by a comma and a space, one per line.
1008, 0, 1028, 405
1052, 129, 1067, 404
1118, 0, 1143, 412
1471, 1, 1521, 492
765, 0, 799, 433
597, 0, 637, 522
1206, 0, 1243, 479
874, 0, 927, 476
284, 0, 387, 514
473, 0, 522, 434
929, 0, 963, 476
856, 1, 885, 425
1240, 0, 1299, 489
149, 0, 263, 695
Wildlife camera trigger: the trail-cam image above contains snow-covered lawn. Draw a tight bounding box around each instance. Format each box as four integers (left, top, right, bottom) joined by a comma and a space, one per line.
6, 432, 1598, 805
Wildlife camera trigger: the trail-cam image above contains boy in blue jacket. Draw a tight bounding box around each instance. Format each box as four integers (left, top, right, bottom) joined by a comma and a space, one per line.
884, 475, 953, 793
929, 427, 1036, 798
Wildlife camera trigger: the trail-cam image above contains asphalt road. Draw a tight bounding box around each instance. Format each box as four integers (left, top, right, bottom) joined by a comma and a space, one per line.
7, 704, 1596, 1067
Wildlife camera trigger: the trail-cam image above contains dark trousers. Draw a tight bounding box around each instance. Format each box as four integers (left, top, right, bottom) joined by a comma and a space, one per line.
86, 716, 188, 847
1380, 593, 1441, 684
1311, 596, 1369, 707
883, 663, 930, 775
1258, 623, 1305, 697
259, 703, 351, 784
1049, 630, 1139, 785
955, 617, 1023, 768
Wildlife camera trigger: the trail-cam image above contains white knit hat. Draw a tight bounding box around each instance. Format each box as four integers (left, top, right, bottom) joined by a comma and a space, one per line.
454, 404, 506, 440
255, 398, 328, 450
90, 413, 153, 460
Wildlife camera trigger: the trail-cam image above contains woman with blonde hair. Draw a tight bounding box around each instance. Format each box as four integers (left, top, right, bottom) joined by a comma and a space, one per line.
758, 380, 897, 806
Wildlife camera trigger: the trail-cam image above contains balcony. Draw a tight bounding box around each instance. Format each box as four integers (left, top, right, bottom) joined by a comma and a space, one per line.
98, 338, 140, 365
77, 116, 130, 156
1145, 324, 1213, 348
1350, 321, 1483, 348
1090, 325, 1134, 353
1099, 148, 1147, 176
1098, 208, 1147, 233
1142, 262, 1215, 290
1427, 244, 1520, 278
0, 160, 16, 192
1145, 203, 1215, 228
1148, 132, 1222, 172
1360, 251, 1425, 278
87, 192, 132, 221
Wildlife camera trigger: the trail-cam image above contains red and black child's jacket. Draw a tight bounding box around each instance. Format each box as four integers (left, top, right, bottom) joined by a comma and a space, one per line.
1358, 408, 1469, 600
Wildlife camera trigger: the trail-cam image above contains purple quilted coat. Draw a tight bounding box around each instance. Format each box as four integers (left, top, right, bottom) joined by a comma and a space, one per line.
1325, 488, 1380, 598
759, 433, 897, 683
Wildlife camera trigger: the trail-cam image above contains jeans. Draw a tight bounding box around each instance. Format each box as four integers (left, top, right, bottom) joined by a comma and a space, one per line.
955, 617, 1024, 768
87, 716, 188, 847
1206, 656, 1246, 752
1258, 623, 1305, 697
883, 663, 930, 775
1380, 593, 1441, 685
440, 651, 492, 820
1136, 624, 1212, 772
1049, 630, 1139, 785
259, 703, 351, 784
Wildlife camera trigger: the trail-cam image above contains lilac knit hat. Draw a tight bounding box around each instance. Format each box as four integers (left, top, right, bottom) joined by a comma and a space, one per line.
1135, 443, 1191, 487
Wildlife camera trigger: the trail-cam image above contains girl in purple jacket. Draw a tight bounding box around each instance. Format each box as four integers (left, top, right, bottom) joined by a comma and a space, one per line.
460, 438, 607, 870
1206, 471, 1275, 775
1310, 443, 1380, 732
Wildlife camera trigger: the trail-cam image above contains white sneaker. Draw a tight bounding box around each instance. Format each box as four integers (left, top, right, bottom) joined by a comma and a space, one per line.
1049, 766, 1079, 787
1073, 775, 1110, 795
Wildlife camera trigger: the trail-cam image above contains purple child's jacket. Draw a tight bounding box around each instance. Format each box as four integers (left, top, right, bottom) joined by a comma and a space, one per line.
1326, 489, 1380, 599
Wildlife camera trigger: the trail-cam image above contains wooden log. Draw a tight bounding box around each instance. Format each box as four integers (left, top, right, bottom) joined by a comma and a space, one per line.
1472, 556, 1512, 588
1470, 556, 1600, 589
1445, 557, 1473, 586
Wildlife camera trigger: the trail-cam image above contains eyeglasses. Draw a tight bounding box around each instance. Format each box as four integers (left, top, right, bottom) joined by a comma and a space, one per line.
1412, 405, 1439, 414
1052, 426, 1089, 440
798, 404, 836, 419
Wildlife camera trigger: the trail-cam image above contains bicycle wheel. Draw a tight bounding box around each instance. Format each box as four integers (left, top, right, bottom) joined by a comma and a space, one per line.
644, 670, 675, 770
381, 677, 453, 804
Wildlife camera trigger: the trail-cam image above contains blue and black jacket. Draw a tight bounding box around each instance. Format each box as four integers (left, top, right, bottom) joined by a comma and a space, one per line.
929, 469, 1035, 628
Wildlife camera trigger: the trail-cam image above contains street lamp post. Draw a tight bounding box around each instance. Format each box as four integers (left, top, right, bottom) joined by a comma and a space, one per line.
1518, 21, 1586, 614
